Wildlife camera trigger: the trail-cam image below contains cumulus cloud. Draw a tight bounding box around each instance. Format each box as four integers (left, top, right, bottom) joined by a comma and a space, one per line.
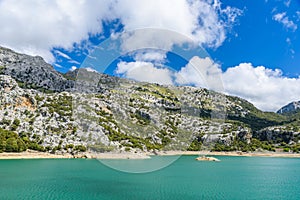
116, 0, 242, 55
273, 12, 297, 31
175, 56, 223, 91
222, 63, 300, 111
116, 61, 173, 85
0, 0, 241, 63
0, 0, 113, 62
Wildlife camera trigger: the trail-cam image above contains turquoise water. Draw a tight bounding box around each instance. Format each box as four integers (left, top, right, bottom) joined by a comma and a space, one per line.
0, 156, 300, 200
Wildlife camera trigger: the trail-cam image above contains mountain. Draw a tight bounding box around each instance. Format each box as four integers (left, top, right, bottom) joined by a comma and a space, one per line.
0, 46, 73, 91
277, 101, 300, 114
0, 47, 299, 155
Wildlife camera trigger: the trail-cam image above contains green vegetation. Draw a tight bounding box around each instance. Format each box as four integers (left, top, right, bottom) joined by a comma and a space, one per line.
134, 84, 180, 105
187, 138, 202, 151
88, 143, 114, 152
1, 64, 300, 154
16, 80, 54, 93
227, 96, 289, 131
10, 118, 20, 131
1, 118, 11, 126
0, 66, 5, 74
43, 94, 72, 118
62, 73, 76, 81
35, 95, 45, 103
0, 128, 44, 152
212, 138, 276, 152
130, 110, 151, 125
74, 145, 87, 152
99, 114, 165, 151
187, 133, 205, 151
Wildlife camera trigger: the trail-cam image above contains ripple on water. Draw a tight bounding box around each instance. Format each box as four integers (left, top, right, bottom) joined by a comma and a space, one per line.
0, 157, 300, 200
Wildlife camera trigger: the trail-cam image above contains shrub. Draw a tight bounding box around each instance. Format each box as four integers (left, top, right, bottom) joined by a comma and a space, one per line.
5, 138, 19, 152
75, 145, 87, 152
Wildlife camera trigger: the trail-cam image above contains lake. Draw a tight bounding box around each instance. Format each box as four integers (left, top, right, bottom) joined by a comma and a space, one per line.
0, 156, 299, 199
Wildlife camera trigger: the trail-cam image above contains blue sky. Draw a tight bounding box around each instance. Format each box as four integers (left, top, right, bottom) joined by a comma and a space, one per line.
49, 0, 300, 78
209, 0, 300, 77
0, 0, 300, 111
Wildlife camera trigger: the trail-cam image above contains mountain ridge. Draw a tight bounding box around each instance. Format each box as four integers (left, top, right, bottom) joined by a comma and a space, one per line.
0, 46, 300, 154
277, 101, 300, 114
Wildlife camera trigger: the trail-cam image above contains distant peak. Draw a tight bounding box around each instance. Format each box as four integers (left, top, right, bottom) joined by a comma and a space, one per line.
277, 101, 300, 114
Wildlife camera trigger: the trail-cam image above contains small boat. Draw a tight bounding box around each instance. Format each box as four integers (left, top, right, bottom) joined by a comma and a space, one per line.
195, 155, 220, 162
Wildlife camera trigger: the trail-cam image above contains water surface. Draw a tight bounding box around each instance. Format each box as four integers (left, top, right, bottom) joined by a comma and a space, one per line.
0, 156, 299, 200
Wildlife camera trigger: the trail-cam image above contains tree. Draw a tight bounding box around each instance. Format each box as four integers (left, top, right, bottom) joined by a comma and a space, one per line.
0, 139, 6, 152
5, 138, 18, 152
17, 139, 27, 152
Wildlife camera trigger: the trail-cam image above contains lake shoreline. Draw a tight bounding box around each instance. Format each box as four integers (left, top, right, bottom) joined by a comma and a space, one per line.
0, 150, 152, 160
1, 150, 300, 160
156, 150, 300, 158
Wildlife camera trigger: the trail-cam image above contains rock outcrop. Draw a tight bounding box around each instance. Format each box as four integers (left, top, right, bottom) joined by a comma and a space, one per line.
0, 46, 73, 91
0, 47, 300, 154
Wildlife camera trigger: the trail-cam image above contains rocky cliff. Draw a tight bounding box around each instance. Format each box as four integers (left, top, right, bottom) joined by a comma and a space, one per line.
0, 47, 299, 154
0, 46, 73, 91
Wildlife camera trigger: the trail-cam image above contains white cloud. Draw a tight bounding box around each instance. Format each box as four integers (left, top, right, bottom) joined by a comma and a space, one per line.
222, 63, 300, 111
70, 66, 77, 71
84, 67, 97, 73
0, 0, 112, 62
116, 0, 242, 54
54, 63, 63, 68
0, 0, 242, 63
175, 56, 223, 91
54, 50, 72, 60
133, 50, 167, 63
116, 61, 173, 85
273, 12, 297, 31
68, 60, 81, 65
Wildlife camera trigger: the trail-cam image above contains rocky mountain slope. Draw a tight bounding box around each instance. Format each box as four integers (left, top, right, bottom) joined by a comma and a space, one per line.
0, 47, 299, 154
277, 101, 300, 114
0, 46, 73, 91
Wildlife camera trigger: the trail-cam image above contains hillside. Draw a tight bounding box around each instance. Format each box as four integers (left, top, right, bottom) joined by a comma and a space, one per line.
0, 47, 299, 154
277, 101, 300, 114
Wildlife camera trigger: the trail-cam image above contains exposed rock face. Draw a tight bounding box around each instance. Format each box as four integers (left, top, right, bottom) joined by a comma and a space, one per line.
277, 101, 300, 114
196, 156, 220, 161
0, 47, 300, 154
254, 126, 300, 145
0, 75, 109, 154
0, 46, 73, 91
